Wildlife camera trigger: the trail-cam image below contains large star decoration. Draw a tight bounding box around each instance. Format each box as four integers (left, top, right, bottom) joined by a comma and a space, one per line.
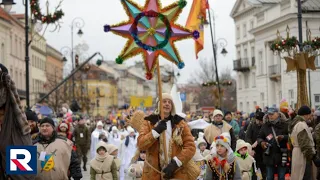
104, 0, 199, 80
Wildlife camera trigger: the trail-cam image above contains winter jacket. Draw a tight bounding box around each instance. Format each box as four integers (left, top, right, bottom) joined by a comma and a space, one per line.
257, 113, 289, 166
137, 114, 196, 180
245, 122, 264, 165
289, 115, 315, 180
73, 124, 91, 146
34, 132, 82, 180
204, 121, 237, 151
228, 119, 240, 137
90, 141, 117, 180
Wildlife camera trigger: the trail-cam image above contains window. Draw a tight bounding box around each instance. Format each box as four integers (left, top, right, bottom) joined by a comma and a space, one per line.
240, 102, 243, 111
236, 26, 240, 39
252, 73, 256, 87
315, 94, 320, 103
244, 49, 248, 58
244, 73, 249, 88
253, 101, 257, 108
250, 20, 254, 29
238, 75, 242, 89
259, 51, 263, 74
279, 91, 282, 100
15, 71, 18, 87
15, 35, 18, 55
19, 72, 22, 89
237, 50, 241, 58
247, 102, 250, 112
289, 89, 294, 99
251, 47, 255, 58
243, 24, 247, 37
10, 34, 12, 54
260, 92, 265, 101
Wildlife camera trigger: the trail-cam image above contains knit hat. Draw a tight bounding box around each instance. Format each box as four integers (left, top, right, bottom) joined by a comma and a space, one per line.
106, 144, 118, 154
255, 112, 265, 121
236, 139, 248, 152
213, 109, 223, 117
214, 132, 231, 151
40, 117, 55, 127
25, 110, 38, 122
59, 122, 68, 129
224, 111, 232, 117
298, 105, 312, 116
155, 93, 176, 116
196, 132, 207, 149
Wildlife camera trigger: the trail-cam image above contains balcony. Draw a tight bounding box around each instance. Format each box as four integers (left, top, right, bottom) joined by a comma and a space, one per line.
269, 64, 281, 81
233, 58, 250, 72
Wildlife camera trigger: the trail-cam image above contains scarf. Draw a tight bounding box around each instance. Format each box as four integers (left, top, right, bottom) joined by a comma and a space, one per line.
270, 118, 280, 125
125, 135, 136, 147
213, 121, 223, 128
38, 131, 58, 145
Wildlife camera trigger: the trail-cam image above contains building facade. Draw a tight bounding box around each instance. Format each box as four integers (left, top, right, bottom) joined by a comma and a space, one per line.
231, 0, 320, 112
46, 44, 64, 111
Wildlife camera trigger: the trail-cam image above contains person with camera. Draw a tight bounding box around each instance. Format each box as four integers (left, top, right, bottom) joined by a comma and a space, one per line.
289, 105, 316, 180
257, 107, 289, 180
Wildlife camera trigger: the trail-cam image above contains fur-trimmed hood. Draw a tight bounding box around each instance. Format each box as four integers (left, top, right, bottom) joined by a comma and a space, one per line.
263, 112, 288, 124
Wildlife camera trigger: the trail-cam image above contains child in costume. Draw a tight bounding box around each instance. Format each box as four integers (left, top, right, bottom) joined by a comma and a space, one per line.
127, 150, 146, 180
205, 132, 241, 180
90, 141, 118, 180
106, 144, 121, 179
193, 132, 210, 180
234, 139, 255, 180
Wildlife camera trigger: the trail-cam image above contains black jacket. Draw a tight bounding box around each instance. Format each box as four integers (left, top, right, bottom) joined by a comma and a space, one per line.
257, 113, 289, 166
245, 122, 264, 165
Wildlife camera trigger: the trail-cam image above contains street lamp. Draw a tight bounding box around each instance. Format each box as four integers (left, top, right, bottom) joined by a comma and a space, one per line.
206, 7, 228, 109
69, 17, 85, 100
1, 0, 15, 12
1, 0, 31, 108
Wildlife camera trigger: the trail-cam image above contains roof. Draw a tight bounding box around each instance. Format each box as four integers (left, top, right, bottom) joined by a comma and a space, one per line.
0, 8, 12, 22
302, 0, 320, 11
11, 14, 24, 19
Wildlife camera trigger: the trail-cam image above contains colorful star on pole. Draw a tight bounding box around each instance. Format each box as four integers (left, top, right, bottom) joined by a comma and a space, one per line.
104, 0, 199, 80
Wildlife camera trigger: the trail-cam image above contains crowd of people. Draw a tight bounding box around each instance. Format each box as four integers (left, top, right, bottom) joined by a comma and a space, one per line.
1, 61, 320, 180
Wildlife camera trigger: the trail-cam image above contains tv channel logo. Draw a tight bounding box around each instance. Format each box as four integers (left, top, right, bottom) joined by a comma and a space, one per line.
6, 146, 37, 174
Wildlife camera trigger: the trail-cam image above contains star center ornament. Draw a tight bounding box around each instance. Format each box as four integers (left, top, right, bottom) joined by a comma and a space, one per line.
104, 0, 199, 80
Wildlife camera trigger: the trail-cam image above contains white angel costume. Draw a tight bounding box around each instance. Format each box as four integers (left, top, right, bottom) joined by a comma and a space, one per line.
119, 126, 137, 180
108, 126, 122, 152
90, 121, 108, 159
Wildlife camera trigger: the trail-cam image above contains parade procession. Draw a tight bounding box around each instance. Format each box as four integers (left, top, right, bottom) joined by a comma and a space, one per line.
0, 0, 320, 179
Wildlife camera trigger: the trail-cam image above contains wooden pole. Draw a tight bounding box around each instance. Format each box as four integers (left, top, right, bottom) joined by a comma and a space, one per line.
156, 60, 168, 166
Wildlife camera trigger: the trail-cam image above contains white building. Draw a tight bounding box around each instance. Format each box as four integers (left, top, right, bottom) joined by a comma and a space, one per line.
231, 0, 320, 112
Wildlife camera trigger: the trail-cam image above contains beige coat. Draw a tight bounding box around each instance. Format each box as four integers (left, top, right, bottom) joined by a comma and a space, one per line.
204, 121, 232, 145
90, 154, 115, 180
35, 138, 73, 180
235, 155, 254, 180
137, 117, 196, 180
290, 121, 315, 180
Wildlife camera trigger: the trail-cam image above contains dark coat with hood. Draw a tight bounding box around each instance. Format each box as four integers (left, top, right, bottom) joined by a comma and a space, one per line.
257, 112, 289, 166
245, 121, 264, 165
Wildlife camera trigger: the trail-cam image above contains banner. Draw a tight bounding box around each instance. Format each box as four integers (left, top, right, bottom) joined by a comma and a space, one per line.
130, 96, 153, 107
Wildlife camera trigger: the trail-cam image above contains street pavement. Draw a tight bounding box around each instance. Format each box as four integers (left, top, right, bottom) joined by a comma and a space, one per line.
81, 161, 90, 180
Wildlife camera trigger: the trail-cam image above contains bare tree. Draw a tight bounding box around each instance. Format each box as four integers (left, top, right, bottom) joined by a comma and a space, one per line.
187, 59, 237, 110
189, 58, 216, 84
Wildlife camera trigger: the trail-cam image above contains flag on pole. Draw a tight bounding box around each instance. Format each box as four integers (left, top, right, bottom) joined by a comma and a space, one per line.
186, 0, 208, 59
